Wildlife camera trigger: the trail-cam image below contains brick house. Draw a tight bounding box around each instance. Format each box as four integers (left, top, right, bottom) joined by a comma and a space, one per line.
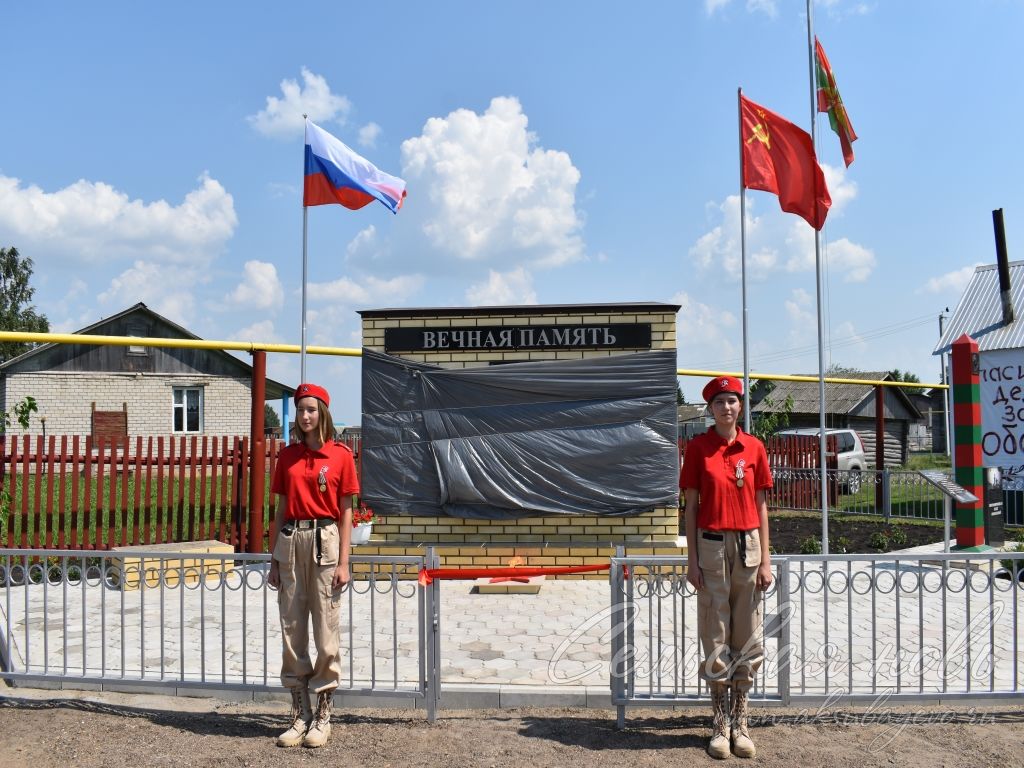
0, 303, 293, 439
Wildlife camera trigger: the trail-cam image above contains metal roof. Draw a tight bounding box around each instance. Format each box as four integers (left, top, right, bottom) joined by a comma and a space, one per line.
934, 261, 1024, 355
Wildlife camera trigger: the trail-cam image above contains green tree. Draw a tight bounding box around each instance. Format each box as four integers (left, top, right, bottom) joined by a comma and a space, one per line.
676, 383, 686, 405
264, 404, 281, 429
0, 396, 39, 531
888, 368, 923, 395
826, 363, 862, 377
751, 394, 793, 441
749, 377, 775, 405
0, 247, 49, 363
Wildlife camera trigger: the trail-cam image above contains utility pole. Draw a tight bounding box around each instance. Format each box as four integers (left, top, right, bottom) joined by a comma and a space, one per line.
940, 308, 951, 457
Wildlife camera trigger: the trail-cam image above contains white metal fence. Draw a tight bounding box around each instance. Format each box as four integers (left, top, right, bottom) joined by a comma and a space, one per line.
0, 548, 438, 719
4, 548, 1023, 726
610, 551, 1024, 726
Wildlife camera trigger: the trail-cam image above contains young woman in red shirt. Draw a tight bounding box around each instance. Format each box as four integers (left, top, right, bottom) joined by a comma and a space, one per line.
680, 376, 773, 759
268, 383, 360, 748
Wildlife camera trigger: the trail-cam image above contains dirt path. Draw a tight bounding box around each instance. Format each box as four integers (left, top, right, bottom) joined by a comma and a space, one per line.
1, 688, 1021, 768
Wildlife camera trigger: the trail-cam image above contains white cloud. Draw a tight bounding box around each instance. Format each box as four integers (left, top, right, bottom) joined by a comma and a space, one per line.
248, 68, 351, 138
708, 0, 866, 18
50, 310, 96, 334
705, 0, 777, 15
691, 166, 874, 286
689, 195, 776, 282
465, 267, 537, 306
400, 96, 584, 267
784, 288, 815, 347
226, 261, 284, 311
62, 278, 88, 303
266, 182, 299, 199
821, 163, 857, 216
308, 273, 424, 305
746, 0, 778, 16
98, 260, 203, 325
358, 122, 381, 149
827, 238, 875, 282
346, 225, 378, 260
818, 0, 875, 19
0, 173, 237, 265
921, 264, 982, 295
236, 319, 282, 343
783, 224, 876, 282
673, 291, 739, 368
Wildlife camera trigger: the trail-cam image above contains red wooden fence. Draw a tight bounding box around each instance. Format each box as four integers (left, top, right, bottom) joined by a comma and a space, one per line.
0, 435, 279, 551
679, 433, 839, 509
0, 434, 364, 552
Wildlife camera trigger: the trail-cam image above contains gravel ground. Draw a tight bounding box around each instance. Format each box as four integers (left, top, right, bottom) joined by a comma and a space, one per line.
1, 686, 1021, 768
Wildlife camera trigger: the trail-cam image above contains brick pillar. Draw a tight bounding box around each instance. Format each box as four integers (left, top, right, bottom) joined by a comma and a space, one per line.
950, 334, 985, 548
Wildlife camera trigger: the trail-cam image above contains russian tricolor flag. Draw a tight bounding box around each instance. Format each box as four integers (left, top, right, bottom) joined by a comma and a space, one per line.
303, 121, 406, 214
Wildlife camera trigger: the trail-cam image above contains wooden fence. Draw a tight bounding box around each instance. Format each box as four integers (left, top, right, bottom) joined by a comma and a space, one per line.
0, 435, 272, 551
0, 434, 365, 552
680, 433, 839, 509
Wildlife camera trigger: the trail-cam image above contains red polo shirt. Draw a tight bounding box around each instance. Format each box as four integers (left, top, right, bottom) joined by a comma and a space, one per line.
679, 428, 772, 531
271, 441, 360, 521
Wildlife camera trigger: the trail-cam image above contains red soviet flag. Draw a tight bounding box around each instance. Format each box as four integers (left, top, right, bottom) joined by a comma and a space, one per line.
741, 95, 831, 230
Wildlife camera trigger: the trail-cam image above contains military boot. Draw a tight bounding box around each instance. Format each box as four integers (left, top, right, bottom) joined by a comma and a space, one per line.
276, 686, 311, 747
730, 685, 756, 758
707, 683, 731, 759
303, 691, 334, 748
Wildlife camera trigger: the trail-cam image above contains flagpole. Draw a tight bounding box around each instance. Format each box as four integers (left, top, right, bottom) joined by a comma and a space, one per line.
301, 114, 309, 383
738, 87, 751, 432
806, 0, 829, 554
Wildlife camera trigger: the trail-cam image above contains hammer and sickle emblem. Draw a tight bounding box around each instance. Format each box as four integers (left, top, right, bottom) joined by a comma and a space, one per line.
746, 108, 771, 149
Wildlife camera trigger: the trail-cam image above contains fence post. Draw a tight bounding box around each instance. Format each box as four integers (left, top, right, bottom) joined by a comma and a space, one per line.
777, 558, 791, 706
425, 546, 441, 723
882, 469, 892, 521
248, 350, 266, 554
611, 545, 628, 729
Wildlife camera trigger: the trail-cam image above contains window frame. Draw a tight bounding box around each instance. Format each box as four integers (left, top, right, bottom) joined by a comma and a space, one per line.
172, 386, 204, 434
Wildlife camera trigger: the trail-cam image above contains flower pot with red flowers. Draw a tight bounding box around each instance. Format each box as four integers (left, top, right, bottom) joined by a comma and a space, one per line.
351, 503, 374, 545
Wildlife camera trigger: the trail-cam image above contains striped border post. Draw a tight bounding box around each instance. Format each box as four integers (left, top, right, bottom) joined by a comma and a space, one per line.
950, 334, 985, 548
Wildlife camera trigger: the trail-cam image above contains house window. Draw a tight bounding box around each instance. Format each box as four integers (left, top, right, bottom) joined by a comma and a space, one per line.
173, 387, 203, 433
126, 322, 149, 355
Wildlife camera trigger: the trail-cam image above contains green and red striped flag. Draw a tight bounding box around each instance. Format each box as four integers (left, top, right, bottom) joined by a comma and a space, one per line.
815, 36, 857, 167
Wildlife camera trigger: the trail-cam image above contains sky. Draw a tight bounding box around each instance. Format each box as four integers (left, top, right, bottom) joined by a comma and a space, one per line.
2, 0, 1022, 425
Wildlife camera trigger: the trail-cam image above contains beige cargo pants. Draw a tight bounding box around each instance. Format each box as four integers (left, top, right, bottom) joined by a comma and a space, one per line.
696, 528, 764, 691
274, 524, 342, 693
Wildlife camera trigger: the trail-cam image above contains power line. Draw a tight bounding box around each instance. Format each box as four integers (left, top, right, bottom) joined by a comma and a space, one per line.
692, 312, 936, 370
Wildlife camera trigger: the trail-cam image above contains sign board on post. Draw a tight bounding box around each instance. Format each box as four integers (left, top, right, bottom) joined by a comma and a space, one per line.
978, 348, 1024, 488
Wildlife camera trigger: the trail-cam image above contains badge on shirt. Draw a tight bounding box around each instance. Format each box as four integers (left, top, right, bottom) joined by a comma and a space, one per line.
317, 465, 329, 493
735, 459, 746, 488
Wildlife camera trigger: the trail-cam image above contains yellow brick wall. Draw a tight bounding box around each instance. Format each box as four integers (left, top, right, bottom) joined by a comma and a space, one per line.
360, 306, 680, 574
350, 543, 686, 580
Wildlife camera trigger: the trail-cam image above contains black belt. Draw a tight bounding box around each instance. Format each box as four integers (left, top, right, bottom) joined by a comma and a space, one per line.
284, 518, 336, 531
701, 529, 749, 561
282, 518, 336, 565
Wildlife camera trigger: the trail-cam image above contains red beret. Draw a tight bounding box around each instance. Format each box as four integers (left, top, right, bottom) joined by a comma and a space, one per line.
702, 376, 743, 403
294, 382, 330, 407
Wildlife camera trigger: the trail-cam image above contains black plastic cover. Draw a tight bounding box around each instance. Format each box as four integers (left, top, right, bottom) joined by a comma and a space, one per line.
360, 348, 679, 519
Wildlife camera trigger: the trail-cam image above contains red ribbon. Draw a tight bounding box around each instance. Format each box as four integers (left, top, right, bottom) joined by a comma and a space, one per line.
417, 563, 609, 586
